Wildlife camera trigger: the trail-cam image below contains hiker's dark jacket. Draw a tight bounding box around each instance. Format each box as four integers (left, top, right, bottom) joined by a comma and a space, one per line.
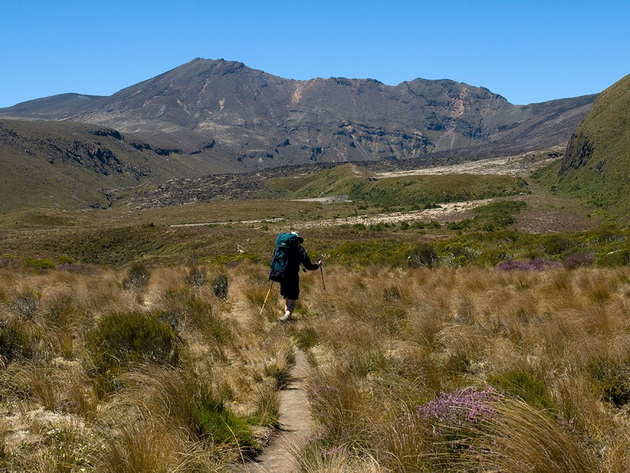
280, 245, 318, 300
285, 246, 319, 277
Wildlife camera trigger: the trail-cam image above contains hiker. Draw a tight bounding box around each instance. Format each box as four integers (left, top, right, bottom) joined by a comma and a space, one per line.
270, 231, 322, 321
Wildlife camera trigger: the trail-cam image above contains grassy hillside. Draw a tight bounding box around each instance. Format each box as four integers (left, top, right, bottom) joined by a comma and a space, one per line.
266, 164, 374, 196
267, 163, 528, 209
534, 73, 630, 220
0, 120, 140, 210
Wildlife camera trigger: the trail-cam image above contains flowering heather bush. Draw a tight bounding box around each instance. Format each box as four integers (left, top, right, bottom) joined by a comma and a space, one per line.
417, 385, 498, 428
496, 258, 562, 271
386, 386, 501, 470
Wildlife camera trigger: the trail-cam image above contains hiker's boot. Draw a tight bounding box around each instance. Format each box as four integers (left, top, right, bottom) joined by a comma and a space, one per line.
280, 310, 292, 322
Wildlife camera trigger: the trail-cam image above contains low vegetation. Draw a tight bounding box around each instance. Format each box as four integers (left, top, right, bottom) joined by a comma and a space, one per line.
532, 73, 630, 220
1, 252, 630, 471
0, 262, 293, 471
294, 265, 630, 472
268, 163, 528, 210
3, 64, 630, 472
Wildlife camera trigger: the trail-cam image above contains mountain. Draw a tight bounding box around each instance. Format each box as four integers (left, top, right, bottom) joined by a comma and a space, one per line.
549, 73, 630, 217
0, 58, 596, 172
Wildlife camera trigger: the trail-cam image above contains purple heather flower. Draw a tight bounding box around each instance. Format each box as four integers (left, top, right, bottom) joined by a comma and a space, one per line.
417, 386, 498, 428
496, 259, 562, 271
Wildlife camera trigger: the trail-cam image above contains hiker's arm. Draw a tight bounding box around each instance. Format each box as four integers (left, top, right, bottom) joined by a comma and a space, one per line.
300, 247, 321, 271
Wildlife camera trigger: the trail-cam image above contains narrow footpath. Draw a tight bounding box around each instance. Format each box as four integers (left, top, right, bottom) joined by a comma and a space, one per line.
238, 349, 312, 473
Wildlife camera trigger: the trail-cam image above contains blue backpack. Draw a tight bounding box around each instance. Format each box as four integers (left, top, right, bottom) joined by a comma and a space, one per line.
269, 232, 300, 282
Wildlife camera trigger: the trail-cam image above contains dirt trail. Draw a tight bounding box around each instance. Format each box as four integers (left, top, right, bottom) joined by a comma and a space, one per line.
238, 349, 312, 473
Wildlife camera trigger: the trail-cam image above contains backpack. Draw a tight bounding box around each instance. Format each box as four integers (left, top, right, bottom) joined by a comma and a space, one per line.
269, 232, 300, 282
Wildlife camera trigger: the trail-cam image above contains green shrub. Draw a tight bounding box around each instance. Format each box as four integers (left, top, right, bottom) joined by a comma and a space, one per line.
57, 255, 75, 264
408, 243, 439, 268
587, 358, 630, 407
540, 234, 578, 257
195, 397, 258, 455
22, 257, 56, 272
11, 290, 40, 318
470, 201, 526, 231
186, 264, 206, 286
211, 274, 229, 300
439, 243, 481, 267
597, 246, 630, 266
330, 240, 414, 267
86, 311, 179, 376
447, 219, 472, 231
122, 263, 150, 289
0, 318, 35, 362
563, 252, 595, 269
489, 369, 556, 412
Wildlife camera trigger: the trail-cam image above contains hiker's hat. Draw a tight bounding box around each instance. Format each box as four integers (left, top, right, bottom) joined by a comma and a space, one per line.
291, 231, 304, 243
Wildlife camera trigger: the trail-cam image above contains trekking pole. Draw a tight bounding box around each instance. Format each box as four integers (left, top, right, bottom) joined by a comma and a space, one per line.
320, 265, 326, 291
260, 280, 274, 315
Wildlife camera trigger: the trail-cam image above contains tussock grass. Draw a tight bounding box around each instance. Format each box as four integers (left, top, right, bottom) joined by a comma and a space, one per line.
0, 263, 293, 471
297, 265, 630, 472
2, 260, 630, 471
92, 419, 215, 473
295, 441, 385, 473
468, 396, 598, 473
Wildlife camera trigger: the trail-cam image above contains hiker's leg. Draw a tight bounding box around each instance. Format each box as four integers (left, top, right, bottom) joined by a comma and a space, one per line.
280, 276, 299, 320
285, 298, 296, 314
279, 298, 296, 321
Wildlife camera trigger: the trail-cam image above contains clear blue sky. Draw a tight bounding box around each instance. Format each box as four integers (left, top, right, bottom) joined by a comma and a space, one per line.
1, 0, 629, 108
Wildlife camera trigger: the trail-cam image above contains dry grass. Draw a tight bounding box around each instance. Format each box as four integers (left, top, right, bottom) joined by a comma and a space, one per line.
0, 263, 291, 471
92, 418, 217, 473
2, 262, 630, 471
296, 265, 630, 472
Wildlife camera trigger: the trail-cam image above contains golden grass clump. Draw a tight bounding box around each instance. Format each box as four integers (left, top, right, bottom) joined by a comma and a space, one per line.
468, 396, 598, 473
92, 419, 215, 473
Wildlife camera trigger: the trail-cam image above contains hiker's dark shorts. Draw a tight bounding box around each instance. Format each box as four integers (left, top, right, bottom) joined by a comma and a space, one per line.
280, 276, 299, 300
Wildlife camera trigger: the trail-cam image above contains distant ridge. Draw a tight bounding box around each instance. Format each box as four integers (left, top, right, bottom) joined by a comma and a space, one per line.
0, 118, 238, 212
0, 58, 597, 172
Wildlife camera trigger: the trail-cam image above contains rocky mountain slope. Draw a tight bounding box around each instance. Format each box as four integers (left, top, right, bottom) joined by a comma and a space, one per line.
0, 118, 240, 211
1, 58, 596, 172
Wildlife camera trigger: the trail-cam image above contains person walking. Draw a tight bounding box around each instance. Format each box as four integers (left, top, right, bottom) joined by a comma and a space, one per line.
276, 231, 322, 321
